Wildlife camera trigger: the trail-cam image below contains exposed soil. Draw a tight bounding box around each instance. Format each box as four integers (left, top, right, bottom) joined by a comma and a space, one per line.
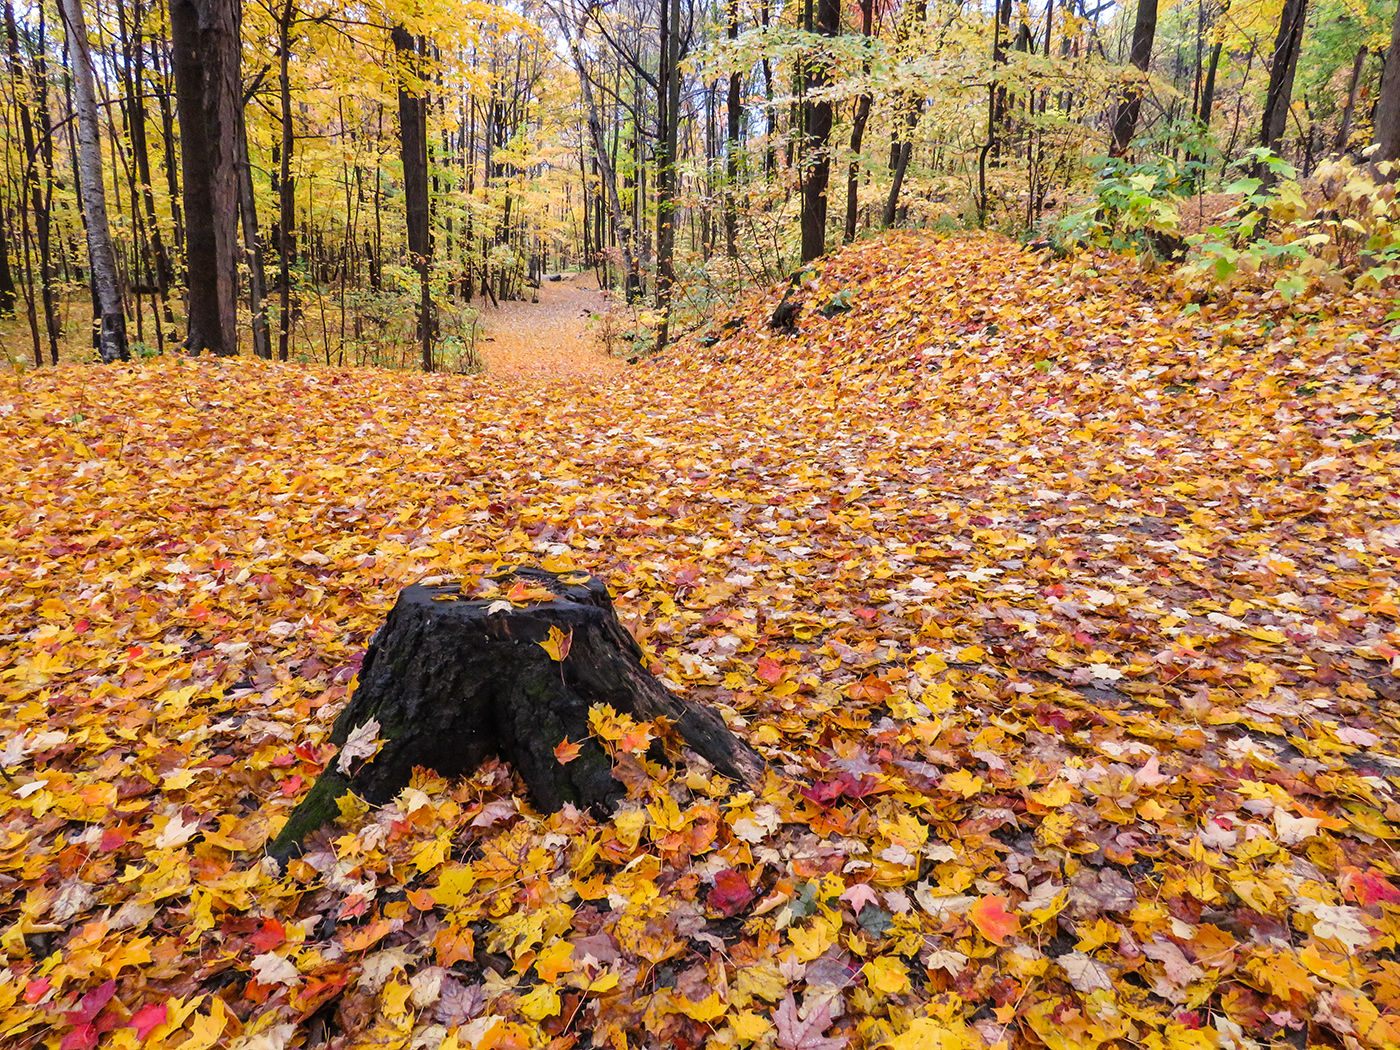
475, 271, 620, 381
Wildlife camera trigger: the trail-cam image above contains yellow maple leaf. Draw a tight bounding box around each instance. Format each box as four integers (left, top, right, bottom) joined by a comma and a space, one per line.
886, 1018, 977, 1050
941, 770, 986, 797
539, 625, 573, 661
518, 984, 561, 1021
730, 1011, 773, 1043
413, 835, 450, 874
863, 955, 911, 996
431, 863, 476, 908
381, 979, 413, 1018
675, 991, 728, 1022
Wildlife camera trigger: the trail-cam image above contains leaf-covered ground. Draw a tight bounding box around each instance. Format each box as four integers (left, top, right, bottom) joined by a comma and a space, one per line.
1, 231, 1398, 1050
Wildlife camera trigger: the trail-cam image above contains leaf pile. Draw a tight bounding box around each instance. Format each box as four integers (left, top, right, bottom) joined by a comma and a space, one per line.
0, 230, 1398, 1049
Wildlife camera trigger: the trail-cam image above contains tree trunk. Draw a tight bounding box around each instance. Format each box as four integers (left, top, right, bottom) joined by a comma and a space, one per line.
1260, 0, 1308, 159
237, 101, 272, 359
275, 0, 295, 360
800, 0, 839, 263
393, 25, 433, 372
269, 570, 765, 863
170, 0, 240, 356
0, 201, 14, 314
844, 0, 874, 243
1336, 44, 1368, 151
654, 0, 681, 353
724, 0, 740, 260
118, 0, 174, 309
58, 0, 128, 363
1110, 0, 1158, 155
885, 0, 925, 227
1198, 36, 1224, 130
1373, 0, 1400, 161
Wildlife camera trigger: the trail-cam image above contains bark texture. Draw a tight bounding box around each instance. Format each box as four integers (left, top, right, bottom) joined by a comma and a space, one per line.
1110, 0, 1158, 155
59, 0, 128, 363
1260, 0, 1308, 158
270, 569, 764, 861
800, 0, 839, 262
170, 0, 240, 356
1374, 0, 1400, 161
393, 25, 433, 372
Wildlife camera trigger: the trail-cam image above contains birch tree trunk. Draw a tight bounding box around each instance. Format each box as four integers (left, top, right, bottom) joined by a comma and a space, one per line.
58, 0, 127, 361
58, 0, 128, 363
654, 0, 681, 353
724, 0, 740, 259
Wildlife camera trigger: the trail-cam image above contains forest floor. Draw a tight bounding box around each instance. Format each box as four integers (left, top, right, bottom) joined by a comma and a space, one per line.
0, 230, 1398, 1050
475, 271, 618, 382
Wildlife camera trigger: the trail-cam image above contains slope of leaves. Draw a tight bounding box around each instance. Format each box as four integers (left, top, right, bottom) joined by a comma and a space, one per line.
0, 230, 1398, 1050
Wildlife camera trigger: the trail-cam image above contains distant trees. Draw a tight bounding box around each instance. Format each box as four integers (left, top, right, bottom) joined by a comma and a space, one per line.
4, 0, 1400, 368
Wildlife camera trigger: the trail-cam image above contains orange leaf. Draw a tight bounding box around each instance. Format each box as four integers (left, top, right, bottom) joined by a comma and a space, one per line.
968, 894, 1019, 945
554, 738, 583, 765
433, 925, 475, 967
338, 917, 395, 952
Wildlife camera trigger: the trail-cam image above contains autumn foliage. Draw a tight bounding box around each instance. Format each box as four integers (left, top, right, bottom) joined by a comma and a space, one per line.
1, 230, 1398, 1048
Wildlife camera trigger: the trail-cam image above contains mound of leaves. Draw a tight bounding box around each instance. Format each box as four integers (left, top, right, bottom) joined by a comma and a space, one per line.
0, 230, 1397, 1049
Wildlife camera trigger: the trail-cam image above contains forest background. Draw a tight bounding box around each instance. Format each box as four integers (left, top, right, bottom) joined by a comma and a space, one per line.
4, 0, 1400, 371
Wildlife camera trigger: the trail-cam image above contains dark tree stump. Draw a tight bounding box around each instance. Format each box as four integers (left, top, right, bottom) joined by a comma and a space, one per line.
269, 568, 764, 861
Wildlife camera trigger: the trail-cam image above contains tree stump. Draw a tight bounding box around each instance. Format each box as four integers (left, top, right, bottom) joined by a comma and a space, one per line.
269, 568, 764, 861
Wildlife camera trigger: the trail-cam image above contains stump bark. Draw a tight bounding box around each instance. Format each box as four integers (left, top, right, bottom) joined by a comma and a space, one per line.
269, 568, 764, 861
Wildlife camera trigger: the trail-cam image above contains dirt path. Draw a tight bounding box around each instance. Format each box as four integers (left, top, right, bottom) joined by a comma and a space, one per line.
475, 271, 620, 381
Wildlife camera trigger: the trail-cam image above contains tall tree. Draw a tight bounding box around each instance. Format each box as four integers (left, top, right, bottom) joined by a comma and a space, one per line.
1196, 1, 1229, 133
275, 0, 296, 360
1111, 0, 1159, 154
654, 0, 682, 351
800, 0, 839, 262
723, 0, 740, 259
170, 0, 241, 355
1259, 0, 1308, 159
393, 25, 433, 372
1373, 0, 1400, 160
885, 0, 925, 227
0, 202, 14, 314
114, 0, 174, 315
844, 0, 874, 243
1335, 43, 1368, 152
58, 0, 128, 363
236, 96, 272, 359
